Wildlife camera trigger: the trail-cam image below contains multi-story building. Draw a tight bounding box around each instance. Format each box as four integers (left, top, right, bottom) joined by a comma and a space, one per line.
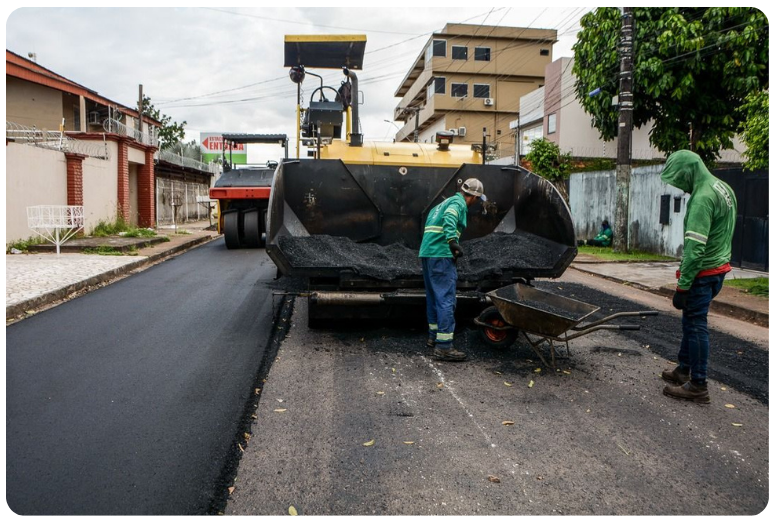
392, 23, 557, 157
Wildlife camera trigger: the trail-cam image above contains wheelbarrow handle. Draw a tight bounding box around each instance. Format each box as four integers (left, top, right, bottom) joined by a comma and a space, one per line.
638, 311, 659, 316
617, 325, 642, 331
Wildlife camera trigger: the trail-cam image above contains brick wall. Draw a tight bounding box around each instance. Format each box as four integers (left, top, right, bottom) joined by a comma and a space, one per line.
138, 148, 155, 227
116, 139, 130, 222
65, 153, 86, 206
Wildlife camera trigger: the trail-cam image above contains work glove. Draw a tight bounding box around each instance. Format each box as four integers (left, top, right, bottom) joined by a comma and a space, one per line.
672, 288, 689, 310
448, 240, 464, 260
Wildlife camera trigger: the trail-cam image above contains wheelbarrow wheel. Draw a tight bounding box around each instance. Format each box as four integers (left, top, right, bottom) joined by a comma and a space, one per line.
478, 306, 518, 349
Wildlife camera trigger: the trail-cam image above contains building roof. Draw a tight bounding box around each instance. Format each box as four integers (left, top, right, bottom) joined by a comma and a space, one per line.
6, 49, 160, 125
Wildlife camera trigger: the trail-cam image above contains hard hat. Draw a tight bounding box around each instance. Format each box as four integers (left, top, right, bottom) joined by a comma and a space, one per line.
461, 178, 487, 201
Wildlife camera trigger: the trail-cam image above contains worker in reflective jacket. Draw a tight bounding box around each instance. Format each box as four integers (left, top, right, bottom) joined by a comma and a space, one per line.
419, 178, 486, 362
660, 150, 737, 404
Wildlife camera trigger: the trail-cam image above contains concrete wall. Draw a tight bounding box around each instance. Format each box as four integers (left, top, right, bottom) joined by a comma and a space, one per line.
569, 164, 687, 257
6, 142, 68, 242
82, 149, 118, 234
5, 142, 119, 243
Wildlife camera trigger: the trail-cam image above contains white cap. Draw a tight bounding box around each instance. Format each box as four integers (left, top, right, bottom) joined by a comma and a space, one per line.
461, 178, 487, 201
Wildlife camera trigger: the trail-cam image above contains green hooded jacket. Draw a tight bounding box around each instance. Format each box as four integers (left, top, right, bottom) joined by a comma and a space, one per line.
660, 150, 737, 290
419, 192, 467, 258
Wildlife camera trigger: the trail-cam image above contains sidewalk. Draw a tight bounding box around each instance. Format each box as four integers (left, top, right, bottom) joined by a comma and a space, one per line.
571, 254, 769, 327
6, 220, 220, 322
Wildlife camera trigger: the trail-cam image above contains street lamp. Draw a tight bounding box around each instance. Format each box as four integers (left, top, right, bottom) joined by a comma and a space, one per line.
384, 120, 400, 142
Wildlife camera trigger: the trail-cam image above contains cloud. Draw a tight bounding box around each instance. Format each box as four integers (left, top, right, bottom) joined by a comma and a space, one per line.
5, 6, 588, 160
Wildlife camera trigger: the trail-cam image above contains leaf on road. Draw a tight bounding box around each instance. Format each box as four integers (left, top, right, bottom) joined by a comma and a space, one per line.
562, 370, 571, 375
487, 475, 501, 483
251, 414, 258, 419
392, 368, 396, 373
403, 441, 415, 445
363, 439, 375, 447
228, 486, 235, 495
289, 505, 298, 516
243, 433, 251, 442
493, 371, 503, 375
732, 423, 743, 427
502, 421, 515, 426
254, 388, 261, 395
725, 404, 736, 409
504, 382, 513, 387
528, 380, 534, 388
376, 391, 385, 395
721, 387, 728, 391
274, 408, 287, 413
437, 382, 444, 388
534, 368, 541, 373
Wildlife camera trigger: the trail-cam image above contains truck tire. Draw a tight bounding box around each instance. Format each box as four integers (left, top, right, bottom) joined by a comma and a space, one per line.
224, 210, 242, 250
478, 306, 518, 349
243, 209, 261, 248
258, 209, 267, 248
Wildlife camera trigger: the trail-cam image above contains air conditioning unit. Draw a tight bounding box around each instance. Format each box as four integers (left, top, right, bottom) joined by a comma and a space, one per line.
447, 128, 458, 136
88, 111, 102, 125
484, 98, 494, 107
458, 127, 467, 137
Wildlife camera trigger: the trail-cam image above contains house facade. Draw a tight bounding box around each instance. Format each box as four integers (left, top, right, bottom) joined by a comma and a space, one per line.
6, 50, 216, 244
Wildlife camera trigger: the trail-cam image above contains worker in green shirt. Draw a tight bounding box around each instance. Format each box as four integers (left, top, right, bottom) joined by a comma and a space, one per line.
659, 150, 737, 404
419, 178, 486, 362
581, 219, 613, 247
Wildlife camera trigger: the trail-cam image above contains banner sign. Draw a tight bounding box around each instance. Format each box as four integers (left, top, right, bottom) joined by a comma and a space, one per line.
200, 133, 248, 164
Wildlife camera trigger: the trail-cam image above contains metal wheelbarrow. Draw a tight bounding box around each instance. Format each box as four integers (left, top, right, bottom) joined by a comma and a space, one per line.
473, 283, 658, 368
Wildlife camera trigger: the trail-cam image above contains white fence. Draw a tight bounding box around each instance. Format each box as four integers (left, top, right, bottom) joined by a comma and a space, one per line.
156, 178, 213, 226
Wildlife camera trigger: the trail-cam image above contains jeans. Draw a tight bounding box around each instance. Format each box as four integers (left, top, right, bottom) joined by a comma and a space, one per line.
677, 273, 726, 383
421, 257, 457, 349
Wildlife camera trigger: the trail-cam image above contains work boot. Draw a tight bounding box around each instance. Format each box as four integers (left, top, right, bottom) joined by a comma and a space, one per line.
661, 366, 690, 385
433, 347, 467, 362
663, 381, 710, 404
426, 335, 436, 348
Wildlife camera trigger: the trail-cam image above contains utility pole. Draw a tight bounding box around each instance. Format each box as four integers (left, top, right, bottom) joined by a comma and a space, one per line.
614, 7, 634, 253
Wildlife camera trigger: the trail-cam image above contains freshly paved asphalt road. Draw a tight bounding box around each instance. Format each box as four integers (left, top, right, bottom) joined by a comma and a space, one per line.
6, 241, 279, 515
227, 269, 769, 516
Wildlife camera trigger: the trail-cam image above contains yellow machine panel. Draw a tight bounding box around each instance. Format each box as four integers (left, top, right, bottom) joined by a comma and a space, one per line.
318, 139, 483, 167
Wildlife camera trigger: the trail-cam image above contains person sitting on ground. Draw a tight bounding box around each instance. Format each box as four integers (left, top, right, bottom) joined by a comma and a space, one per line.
581, 219, 613, 247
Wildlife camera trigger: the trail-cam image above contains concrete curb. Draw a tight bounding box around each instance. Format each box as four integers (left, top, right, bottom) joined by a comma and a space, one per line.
571, 264, 768, 327
6, 235, 217, 321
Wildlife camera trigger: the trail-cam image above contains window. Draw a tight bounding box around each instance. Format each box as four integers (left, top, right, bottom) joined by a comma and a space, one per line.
434, 77, 446, 95
432, 39, 446, 57
474, 47, 491, 61
452, 45, 468, 60
428, 77, 445, 98
540, 49, 550, 56
451, 83, 468, 98
547, 113, 556, 134
473, 84, 490, 98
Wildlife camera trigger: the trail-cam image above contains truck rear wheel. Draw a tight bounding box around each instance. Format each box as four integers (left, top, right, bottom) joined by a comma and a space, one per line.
478, 306, 518, 349
224, 210, 242, 249
243, 209, 261, 248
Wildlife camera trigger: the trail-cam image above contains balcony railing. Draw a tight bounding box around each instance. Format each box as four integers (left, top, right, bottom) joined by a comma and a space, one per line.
156, 149, 219, 174
104, 118, 159, 147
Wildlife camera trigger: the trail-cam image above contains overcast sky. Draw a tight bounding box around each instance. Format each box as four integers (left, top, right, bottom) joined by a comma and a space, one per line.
5, 6, 591, 162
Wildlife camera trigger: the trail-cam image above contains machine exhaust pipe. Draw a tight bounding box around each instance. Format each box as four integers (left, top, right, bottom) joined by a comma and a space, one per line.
343, 67, 362, 147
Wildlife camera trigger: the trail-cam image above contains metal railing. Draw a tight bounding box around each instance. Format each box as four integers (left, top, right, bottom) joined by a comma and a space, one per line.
156, 149, 219, 174
6, 121, 110, 159
104, 118, 159, 147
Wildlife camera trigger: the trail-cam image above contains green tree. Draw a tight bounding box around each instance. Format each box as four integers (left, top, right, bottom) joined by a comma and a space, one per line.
573, 7, 768, 163
525, 138, 572, 202
739, 90, 768, 171
142, 95, 187, 150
